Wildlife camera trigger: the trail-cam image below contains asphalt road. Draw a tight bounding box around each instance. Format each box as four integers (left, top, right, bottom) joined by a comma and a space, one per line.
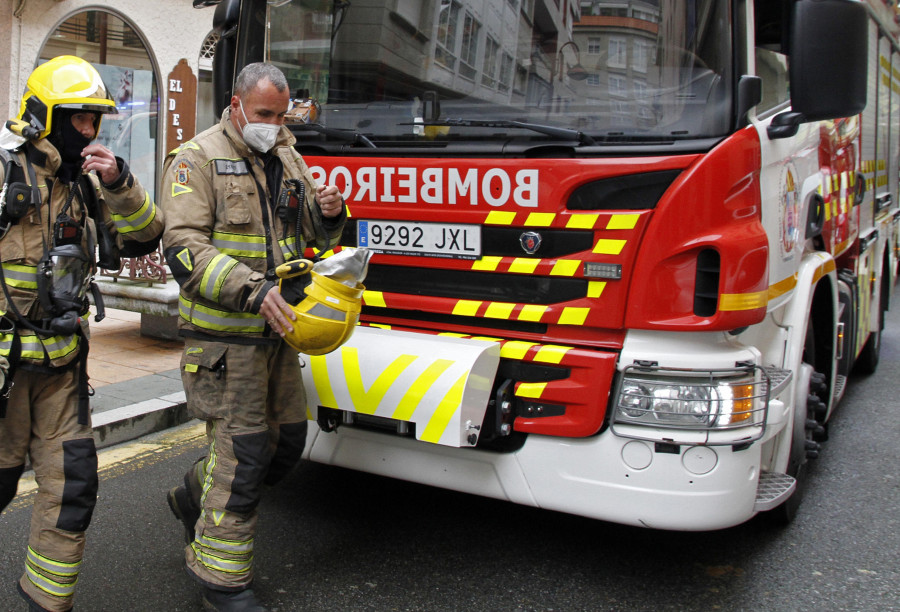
2, 295, 900, 611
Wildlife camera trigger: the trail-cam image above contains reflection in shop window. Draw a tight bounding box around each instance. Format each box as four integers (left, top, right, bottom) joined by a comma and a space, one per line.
94, 65, 157, 203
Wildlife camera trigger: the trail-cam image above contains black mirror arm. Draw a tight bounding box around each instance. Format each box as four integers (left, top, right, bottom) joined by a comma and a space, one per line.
767, 111, 805, 140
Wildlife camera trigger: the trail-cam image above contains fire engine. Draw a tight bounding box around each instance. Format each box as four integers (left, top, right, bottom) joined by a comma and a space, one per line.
194, 0, 899, 530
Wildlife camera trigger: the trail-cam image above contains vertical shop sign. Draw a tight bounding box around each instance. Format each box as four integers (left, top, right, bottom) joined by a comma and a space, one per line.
166, 59, 197, 154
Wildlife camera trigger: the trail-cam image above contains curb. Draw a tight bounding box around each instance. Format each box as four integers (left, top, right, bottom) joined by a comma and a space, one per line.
92, 392, 193, 450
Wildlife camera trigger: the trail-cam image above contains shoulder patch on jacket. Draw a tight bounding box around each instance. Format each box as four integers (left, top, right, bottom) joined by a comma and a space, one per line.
174, 161, 191, 185
165, 246, 195, 286
214, 159, 249, 175
171, 182, 193, 198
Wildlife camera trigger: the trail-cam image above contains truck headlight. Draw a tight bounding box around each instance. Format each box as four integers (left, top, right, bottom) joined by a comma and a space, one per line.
614, 365, 764, 432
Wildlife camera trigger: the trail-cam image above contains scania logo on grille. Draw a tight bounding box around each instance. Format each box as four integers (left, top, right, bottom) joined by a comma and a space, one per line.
519, 231, 542, 254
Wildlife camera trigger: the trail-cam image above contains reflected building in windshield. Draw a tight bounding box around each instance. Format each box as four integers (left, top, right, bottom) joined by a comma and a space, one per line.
265, 0, 731, 143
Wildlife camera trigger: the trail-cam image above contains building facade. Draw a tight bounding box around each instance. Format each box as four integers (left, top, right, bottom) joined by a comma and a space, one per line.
0, 0, 219, 200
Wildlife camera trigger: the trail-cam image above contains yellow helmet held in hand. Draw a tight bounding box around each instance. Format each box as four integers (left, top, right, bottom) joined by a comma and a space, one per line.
17, 55, 116, 140
279, 270, 364, 355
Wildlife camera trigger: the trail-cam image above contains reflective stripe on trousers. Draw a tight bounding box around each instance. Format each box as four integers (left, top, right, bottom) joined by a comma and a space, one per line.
25, 546, 81, 599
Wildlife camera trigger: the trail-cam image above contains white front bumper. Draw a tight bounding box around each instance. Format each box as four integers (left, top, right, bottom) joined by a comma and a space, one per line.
304, 422, 763, 531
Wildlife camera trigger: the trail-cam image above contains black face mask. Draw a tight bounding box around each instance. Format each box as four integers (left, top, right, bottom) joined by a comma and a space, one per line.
48, 110, 95, 182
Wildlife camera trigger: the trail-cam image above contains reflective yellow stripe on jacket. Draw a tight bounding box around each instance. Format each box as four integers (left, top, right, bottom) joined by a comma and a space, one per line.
110, 192, 158, 234
213, 231, 306, 261
200, 254, 240, 303
178, 295, 265, 334
1, 263, 39, 289
211, 231, 266, 258
278, 236, 300, 259
0, 330, 78, 362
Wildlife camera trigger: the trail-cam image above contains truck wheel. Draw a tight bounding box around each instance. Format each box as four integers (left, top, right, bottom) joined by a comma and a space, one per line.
767, 321, 825, 525
853, 325, 881, 375
767, 363, 826, 525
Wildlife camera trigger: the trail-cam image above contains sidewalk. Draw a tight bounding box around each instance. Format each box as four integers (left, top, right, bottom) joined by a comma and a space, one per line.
85, 309, 191, 449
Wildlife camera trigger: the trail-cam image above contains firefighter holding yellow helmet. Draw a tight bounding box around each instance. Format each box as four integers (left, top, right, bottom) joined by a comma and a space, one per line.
160, 62, 347, 611
0, 55, 163, 611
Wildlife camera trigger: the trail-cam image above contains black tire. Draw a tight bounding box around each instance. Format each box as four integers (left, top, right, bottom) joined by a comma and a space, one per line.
767, 322, 823, 525
853, 325, 881, 375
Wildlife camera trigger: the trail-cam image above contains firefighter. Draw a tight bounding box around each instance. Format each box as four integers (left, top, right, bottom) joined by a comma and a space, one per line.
0, 55, 163, 611
160, 62, 345, 611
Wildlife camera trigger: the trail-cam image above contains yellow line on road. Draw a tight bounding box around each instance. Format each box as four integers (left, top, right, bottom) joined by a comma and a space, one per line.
7, 422, 207, 511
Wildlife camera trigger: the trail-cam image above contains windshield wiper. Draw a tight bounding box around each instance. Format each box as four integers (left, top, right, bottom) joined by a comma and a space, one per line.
291, 122, 376, 148
430, 118, 596, 146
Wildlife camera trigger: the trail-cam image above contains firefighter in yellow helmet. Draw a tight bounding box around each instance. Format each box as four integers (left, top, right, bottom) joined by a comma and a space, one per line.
0, 55, 164, 611
160, 62, 345, 611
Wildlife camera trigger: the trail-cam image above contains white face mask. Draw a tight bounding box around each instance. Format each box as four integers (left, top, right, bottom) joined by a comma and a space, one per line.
238, 100, 280, 153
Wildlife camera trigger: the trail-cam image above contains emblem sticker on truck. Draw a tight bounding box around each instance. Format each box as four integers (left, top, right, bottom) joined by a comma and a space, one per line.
780, 162, 800, 257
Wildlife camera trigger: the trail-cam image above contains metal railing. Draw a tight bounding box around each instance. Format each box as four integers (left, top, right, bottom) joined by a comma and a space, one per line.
98, 248, 168, 285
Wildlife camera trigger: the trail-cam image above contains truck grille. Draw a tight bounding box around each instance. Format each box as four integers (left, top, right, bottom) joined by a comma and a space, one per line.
364, 264, 587, 305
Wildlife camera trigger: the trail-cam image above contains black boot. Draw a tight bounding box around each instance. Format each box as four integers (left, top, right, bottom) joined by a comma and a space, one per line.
167, 483, 200, 544
202, 587, 267, 612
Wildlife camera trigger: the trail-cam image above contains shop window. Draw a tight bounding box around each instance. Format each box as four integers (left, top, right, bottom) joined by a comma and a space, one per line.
41, 9, 159, 203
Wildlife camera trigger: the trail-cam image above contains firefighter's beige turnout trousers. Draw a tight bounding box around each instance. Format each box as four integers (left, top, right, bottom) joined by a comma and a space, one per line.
180, 339, 307, 591
0, 367, 97, 612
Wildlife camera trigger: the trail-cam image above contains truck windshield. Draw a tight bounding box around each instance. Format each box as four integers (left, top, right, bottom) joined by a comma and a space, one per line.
265, 0, 732, 146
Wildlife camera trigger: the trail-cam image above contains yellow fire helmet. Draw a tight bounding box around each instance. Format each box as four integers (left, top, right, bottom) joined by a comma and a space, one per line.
278, 262, 365, 356
17, 55, 116, 140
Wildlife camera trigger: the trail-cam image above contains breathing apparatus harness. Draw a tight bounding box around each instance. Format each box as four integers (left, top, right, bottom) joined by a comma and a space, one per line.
271, 173, 340, 316
261, 157, 328, 300
275, 177, 305, 257
241, 152, 348, 352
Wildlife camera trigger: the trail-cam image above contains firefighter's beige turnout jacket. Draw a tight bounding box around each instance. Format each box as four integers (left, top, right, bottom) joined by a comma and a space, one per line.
161, 109, 344, 341
0, 135, 162, 367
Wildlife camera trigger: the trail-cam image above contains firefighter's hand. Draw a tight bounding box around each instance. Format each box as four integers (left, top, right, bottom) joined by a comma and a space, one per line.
260, 286, 296, 337
316, 184, 343, 218
81, 144, 120, 185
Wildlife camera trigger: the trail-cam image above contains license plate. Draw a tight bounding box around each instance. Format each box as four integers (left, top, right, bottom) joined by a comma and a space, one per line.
357, 220, 481, 259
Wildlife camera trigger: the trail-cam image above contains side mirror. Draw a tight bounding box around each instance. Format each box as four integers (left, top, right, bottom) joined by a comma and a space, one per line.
212, 0, 240, 35
770, 0, 867, 139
